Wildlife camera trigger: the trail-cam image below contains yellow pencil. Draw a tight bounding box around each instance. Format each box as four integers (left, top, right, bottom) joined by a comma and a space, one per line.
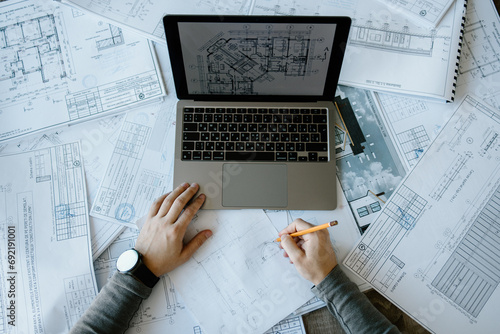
274, 221, 338, 242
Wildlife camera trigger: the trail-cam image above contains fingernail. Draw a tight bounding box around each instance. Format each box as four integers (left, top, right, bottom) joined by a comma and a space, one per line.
204, 230, 212, 238
198, 194, 205, 200
181, 182, 189, 188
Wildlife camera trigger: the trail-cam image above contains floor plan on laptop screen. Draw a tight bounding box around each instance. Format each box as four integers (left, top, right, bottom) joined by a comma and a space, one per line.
178, 21, 336, 96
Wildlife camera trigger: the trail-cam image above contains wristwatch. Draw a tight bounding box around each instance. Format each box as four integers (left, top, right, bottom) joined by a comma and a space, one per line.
116, 249, 159, 288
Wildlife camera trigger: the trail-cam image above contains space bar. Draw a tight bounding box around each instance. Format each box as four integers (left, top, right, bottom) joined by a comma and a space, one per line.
225, 152, 274, 161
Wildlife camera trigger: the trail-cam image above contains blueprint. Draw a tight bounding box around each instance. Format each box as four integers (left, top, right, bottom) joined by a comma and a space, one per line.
0, 114, 127, 260
90, 100, 176, 226
93, 228, 202, 333
59, 0, 253, 43
179, 20, 336, 96
265, 175, 370, 315
457, 0, 500, 110
169, 209, 313, 334
0, 143, 98, 333
376, 0, 500, 170
93, 220, 308, 334
377, 0, 456, 27
344, 95, 500, 333
252, 0, 466, 102
0, 0, 165, 142
375, 92, 455, 170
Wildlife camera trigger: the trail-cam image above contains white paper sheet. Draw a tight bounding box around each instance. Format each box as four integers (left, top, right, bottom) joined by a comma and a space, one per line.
344, 95, 500, 333
169, 210, 314, 334
376, 0, 456, 27
374, 0, 500, 171
0, 142, 98, 333
263, 314, 306, 334
94, 220, 309, 334
90, 101, 176, 227
0, 0, 165, 142
252, 0, 466, 102
93, 228, 202, 333
58, 0, 253, 43
0, 115, 127, 260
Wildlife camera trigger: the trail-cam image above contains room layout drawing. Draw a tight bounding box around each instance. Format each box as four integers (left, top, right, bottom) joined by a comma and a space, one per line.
96, 24, 124, 51
0, 14, 66, 84
194, 27, 324, 95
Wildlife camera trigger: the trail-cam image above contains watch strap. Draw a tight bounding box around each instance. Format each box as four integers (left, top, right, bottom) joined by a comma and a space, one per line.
132, 261, 160, 289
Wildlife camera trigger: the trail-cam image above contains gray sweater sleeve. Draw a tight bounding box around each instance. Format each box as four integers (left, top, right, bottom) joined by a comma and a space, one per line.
70, 272, 152, 334
312, 266, 400, 334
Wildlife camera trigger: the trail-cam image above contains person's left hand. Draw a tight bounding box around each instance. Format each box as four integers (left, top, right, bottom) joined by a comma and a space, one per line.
134, 182, 212, 277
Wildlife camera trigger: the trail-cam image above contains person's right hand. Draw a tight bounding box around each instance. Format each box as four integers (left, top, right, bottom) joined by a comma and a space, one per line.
279, 219, 338, 285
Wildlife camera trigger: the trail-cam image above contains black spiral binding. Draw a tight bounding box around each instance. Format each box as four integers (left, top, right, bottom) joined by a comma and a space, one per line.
451, 0, 469, 102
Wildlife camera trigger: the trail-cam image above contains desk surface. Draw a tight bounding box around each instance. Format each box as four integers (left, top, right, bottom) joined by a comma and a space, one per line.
302, 2, 500, 333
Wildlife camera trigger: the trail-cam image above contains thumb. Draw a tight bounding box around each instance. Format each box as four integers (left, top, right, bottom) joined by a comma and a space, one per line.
280, 234, 304, 263
182, 230, 212, 260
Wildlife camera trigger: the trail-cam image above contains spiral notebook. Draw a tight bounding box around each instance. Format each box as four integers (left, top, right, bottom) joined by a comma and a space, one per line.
337, 0, 468, 103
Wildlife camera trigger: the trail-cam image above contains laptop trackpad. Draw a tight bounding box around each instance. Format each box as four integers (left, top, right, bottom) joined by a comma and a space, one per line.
222, 164, 287, 207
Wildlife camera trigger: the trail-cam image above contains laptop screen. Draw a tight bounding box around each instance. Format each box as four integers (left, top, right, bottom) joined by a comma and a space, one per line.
165, 16, 351, 102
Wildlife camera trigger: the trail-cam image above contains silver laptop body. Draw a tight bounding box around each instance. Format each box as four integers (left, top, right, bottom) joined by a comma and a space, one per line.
164, 15, 351, 210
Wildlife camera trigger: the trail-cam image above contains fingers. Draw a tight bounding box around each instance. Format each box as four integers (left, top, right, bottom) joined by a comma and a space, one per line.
280, 234, 304, 264
175, 193, 205, 235
181, 229, 213, 261
157, 183, 190, 217
279, 218, 313, 236
164, 183, 201, 223
148, 193, 169, 218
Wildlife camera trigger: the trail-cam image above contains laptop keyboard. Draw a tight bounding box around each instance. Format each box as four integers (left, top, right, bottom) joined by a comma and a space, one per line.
181, 107, 329, 162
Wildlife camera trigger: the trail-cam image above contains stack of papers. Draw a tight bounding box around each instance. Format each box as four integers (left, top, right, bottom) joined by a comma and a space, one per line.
1, 0, 500, 333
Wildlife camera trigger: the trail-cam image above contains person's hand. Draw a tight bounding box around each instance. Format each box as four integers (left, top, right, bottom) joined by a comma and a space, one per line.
134, 183, 212, 277
279, 219, 337, 285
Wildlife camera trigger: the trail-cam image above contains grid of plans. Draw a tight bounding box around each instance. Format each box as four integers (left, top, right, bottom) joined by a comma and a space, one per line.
384, 185, 427, 230
397, 125, 431, 166
432, 183, 500, 318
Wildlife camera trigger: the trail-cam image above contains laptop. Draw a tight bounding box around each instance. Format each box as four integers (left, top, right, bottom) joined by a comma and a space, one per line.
163, 15, 351, 210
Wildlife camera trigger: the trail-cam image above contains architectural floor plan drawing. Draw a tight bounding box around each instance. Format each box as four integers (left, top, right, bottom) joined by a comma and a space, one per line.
0, 13, 66, 84
180, 20, 335, 96
0, 0, 165, 142
169, 210, 313, 334
344, 95, 500, 333
95, 24, 124, 51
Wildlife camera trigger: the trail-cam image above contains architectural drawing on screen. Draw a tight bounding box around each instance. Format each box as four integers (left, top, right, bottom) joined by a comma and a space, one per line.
191, 26, 329, 95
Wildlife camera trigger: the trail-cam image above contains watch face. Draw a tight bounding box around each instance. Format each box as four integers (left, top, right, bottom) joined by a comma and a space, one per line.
116, 249, 139, 272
